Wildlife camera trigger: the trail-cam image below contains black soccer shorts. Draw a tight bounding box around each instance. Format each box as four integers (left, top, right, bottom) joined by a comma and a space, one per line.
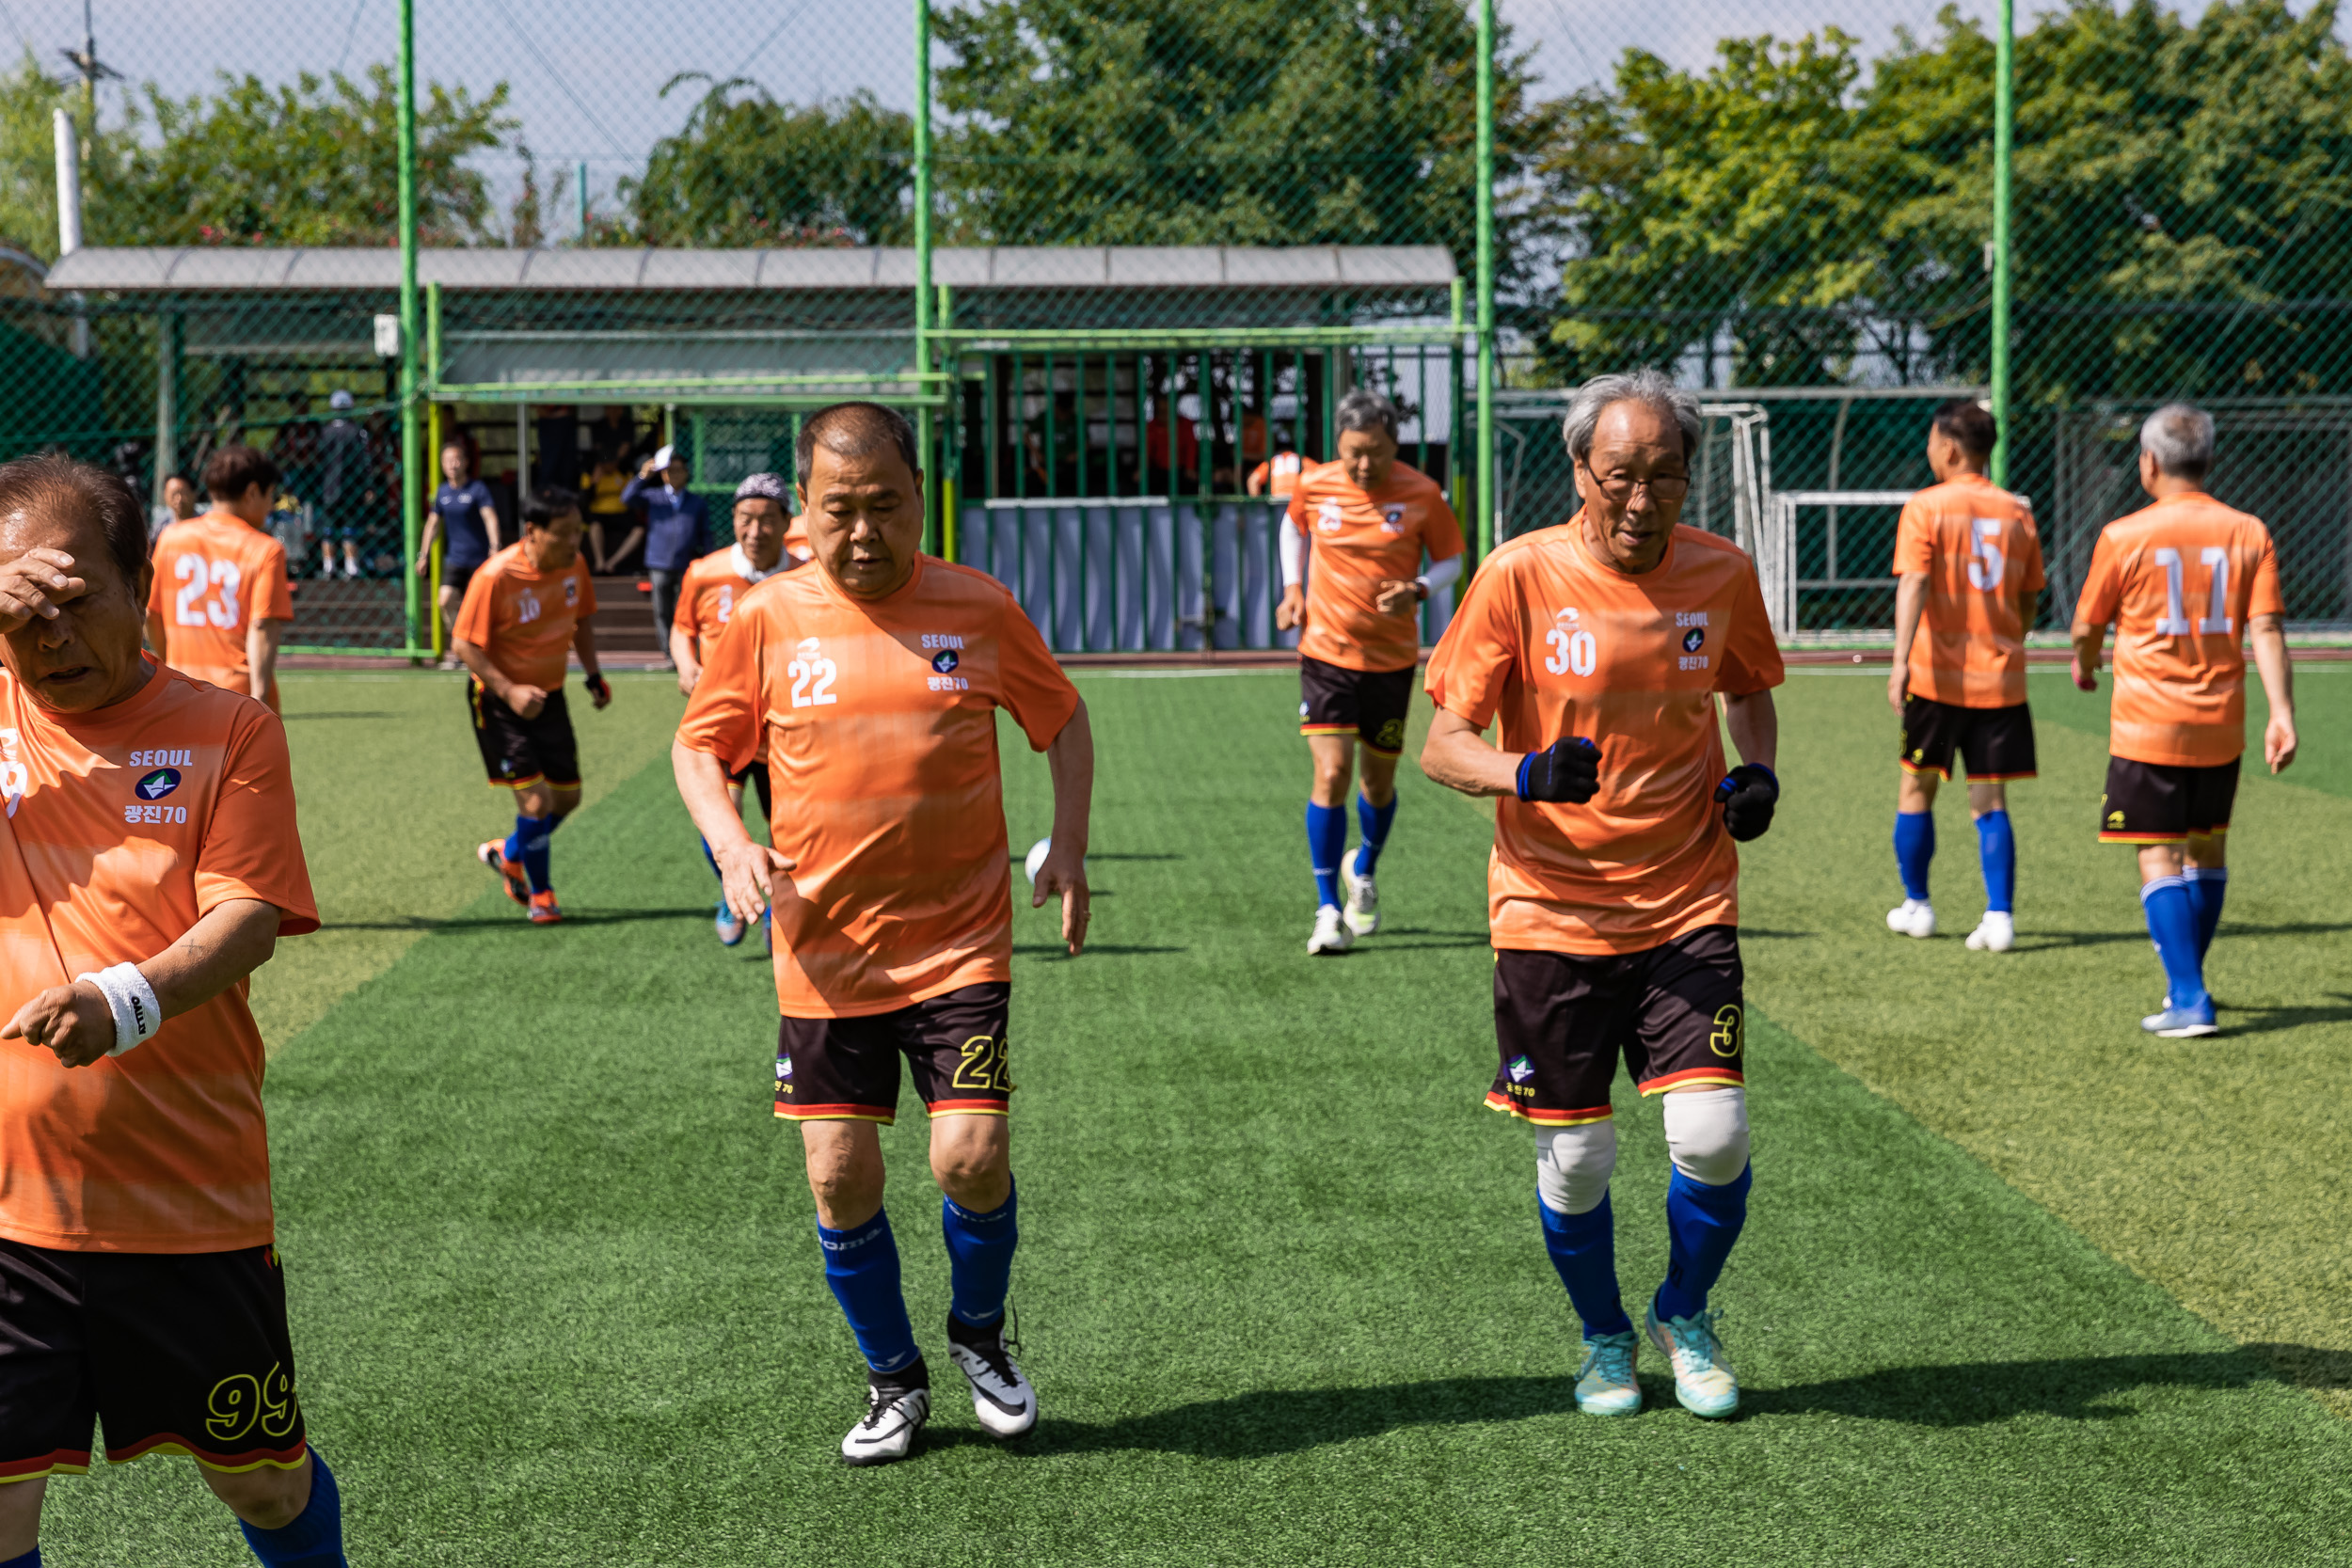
773, 983, 1014, 1124
2099, 755, 2240, 844
0, 1239, 309, 1481
1486, 927, 1747, 1126
731, 759, 772, 821
469, 679, 581, 791
1298, 655, 1416, 757
1899, 695, 2038, 782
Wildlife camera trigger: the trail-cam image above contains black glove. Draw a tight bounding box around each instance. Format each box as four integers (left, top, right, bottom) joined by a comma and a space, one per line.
1714, 763, 1778, 842
1516, 736, 1601, 804
584, 671, 612, 704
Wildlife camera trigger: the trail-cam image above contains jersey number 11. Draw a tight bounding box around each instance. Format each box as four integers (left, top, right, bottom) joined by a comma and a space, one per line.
2153, 546, 2232, 637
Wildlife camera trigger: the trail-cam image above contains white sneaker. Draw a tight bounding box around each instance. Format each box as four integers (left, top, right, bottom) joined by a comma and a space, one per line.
1645, 1304, 1740, 1418
840, 1374, 930, 1465
1341, 846, 1381, 936
1965, 911, 2015, 952
946, 1318, 1037, 1438
1885, 898, 1936, 939
1308, 903, 1354, 955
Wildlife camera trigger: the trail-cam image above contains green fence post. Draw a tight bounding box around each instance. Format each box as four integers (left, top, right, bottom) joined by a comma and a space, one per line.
1474, 0, 1496, 562
914, 0, 935, 554
1990, 0, 2015, 489
397, 0, 422, 657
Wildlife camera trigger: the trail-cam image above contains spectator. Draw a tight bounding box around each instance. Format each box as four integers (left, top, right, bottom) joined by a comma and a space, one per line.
417, 436, 503, 668
588, 404, 638, 467
272, 391, 321, 510
149, 471, 199, 542
534, 404, 581, 493
622, 443, 709, 670
584, 451, 638, 574
315, 390, 375, 578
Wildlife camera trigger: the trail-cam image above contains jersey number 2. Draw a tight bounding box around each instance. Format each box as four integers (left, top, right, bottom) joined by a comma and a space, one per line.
787, 657, 839, 707
173, 554, 243, 629
2154, 546, 2232, 636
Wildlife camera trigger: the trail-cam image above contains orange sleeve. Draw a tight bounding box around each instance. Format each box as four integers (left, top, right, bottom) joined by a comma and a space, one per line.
1248, 460, 1269, 491
1421, 490, 1466, 562
993, 593, 1080, 751
196, 709, 320, 935
575, 562, 598, 619
255, 537, 294, 623
1422, 561, 1519, 729
2020, 515, 2046, 594
2249, 533, 2284, 618
1715, 562, 1786, 696
1286, 482, 1310, 531
452, 562, 497, 647
672, 564, 703, 632
676, 600, 767, 773
2074, 533, 2122, 628
1892, 501, 1933, 576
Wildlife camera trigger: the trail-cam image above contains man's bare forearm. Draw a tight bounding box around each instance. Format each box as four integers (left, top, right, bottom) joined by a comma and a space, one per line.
452, 639, 511, 703
1890, 574, 1929, 667
1421, 709, 1519, 798
673, 740, 753, 851
2250, 613, 2295, 721
142, 897, 280, 1022
1046, 700, 1095, 855
1724, 689, 1779, 770
573, 624, 601, 679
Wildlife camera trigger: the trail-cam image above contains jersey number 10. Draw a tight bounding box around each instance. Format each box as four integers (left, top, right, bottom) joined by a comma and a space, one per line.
2154, 546, 2233, 637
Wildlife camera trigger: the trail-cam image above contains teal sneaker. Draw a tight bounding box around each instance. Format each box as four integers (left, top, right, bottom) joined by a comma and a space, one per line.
1645, 1304, 1739, 1418
1575, 1330, 1642, 1417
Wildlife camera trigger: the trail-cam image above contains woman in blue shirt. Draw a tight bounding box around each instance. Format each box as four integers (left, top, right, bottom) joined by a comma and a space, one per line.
417, 436, 502, 667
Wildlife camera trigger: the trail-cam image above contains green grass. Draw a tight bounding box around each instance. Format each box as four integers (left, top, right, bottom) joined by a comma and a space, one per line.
32, 667, 2352, 1565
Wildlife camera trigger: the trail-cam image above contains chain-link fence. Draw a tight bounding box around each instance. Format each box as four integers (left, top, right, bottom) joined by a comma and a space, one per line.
4, 0, 2350, 656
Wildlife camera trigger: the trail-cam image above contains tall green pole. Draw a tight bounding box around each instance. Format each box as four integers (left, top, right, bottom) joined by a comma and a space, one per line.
1474, 0, 1496, 559
1989, 0, 2014, 487
397, 0, 422, 656
914, 0, 936, 552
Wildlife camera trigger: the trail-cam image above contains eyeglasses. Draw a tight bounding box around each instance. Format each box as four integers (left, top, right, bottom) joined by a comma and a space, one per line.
1584, 469, 1691, 501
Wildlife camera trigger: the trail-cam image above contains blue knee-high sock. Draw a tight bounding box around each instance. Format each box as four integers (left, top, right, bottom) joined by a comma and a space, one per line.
942, 1182, 1019, 1327
1305, 800, 1345, 909
2185, 867, 2229, 958
1354, 792, 1399, 877
3, 1548, 40, 1568
1539, 1191, 1633, 1338
700, 834, 722, 882
1653, 1164, 1752, 1323
1976, 810, 2016, 913
2141, 876, 2207, 1012
505, 814, 555, 894
1894, 811, 1934, 901
817, 1211, 921, 1374
237, 1449, 346, 1568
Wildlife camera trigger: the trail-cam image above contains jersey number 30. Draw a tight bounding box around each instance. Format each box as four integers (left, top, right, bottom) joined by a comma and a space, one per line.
173, 554, 243, 629
1545, 626, 1597, 677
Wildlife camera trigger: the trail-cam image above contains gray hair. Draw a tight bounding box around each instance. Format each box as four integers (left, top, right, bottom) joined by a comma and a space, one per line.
2140, 403, 2215, 479
1335, 388, 1400, 443
734, 471, 790, 503
1563, 369, 1702, 463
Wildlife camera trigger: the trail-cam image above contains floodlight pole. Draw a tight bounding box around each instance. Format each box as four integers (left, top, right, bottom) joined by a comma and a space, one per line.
397, 0, 422, 657
914, 0, 936, 554
1990, 0, 2014, 487
1474, 0, 1496, 561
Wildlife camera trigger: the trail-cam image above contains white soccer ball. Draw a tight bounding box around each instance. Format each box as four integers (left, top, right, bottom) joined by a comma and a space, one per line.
1024, 836, 1054, 884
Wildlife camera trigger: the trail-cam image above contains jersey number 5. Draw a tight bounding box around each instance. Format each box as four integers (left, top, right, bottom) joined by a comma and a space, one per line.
1966, 519, 2007, 592
1545, 626, 1597, 677
787, 655, 839, 707
2154, 546, 2233, 636
173, 554, 243, 629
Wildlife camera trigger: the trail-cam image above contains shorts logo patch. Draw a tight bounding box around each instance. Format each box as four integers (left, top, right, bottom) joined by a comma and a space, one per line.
931, 648, 960, 673
205, 1361, 299, 1443
1708, 1005, 1743, 1058
1506, 1054, 1535, 1084
2107, 809, 2126, 828
1300, 701, 1311, 719
1375, 718, 1406, 751
564, 578, 579, 607
1682, 626, 1705, 653
776, 1054, 792, 1081
136, 768, 183, 800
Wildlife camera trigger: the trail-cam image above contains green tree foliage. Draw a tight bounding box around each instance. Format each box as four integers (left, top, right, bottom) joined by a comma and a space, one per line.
627, 76, 914, 246
0, 52, 95, 262
95, 65, 513, 246
1540, 0, 2352, 399
934, 0, 1556, 278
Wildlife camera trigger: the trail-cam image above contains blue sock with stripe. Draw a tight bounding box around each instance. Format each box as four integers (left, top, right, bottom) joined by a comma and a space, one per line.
3, 1548, 40, 1568
1894, 811, 1934, 901
1654, 1164, 1752, 1323
1539, 1191, 1632, 1338
817, 1211, 921, 1375
506, 814, 555, 894
2141, 876, 2207, 1013
236, 1449, 346, 1567
1354, 792, 1398, 877
1306, 800, 1345, 909
942, 1182, 1019, 1327
2185, 866, 2229, 958
700, 835, 721, 882
1975, 810, 2016, 913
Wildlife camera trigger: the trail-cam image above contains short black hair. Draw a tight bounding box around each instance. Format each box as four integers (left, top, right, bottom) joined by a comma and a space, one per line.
203, 443, 282, 500
795, 402, 919, 485
521, 485, 580, 530
1931, 399, 1997, 461
0, 452, 150, 596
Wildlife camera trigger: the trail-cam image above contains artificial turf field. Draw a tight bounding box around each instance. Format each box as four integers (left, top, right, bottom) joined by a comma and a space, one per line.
35, 661, 2352, 1566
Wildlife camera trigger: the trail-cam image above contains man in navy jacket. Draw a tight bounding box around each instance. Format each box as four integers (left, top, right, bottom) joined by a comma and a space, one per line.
624, 444, 712, 669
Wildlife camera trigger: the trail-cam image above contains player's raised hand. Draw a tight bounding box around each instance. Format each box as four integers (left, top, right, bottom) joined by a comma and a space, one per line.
1715, 763, 1780, 842
2265, 711, 2298, 774
0, 547, 85, 636
1031, 842, 1090, 957
714, 839, 796, 928
1517, 736, 1601, 804
3, 979, 114, 1069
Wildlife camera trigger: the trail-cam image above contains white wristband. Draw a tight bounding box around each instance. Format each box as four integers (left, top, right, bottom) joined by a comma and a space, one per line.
77, 962, 164, 1056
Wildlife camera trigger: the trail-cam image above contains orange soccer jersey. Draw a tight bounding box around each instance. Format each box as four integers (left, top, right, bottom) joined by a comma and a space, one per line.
673, 546, 792, 663
2075, 492, 2284, 768
675, 556, 1080, 1020
0, 661, 318, 1254
1424, 519, 1785, 957
146, 513, 294, 712
1894, 474, 2045, 708
1288, 461, 1464, 673
452, 542, 597, 691
783, 513, 813, 563
1249, 451, 1308, 499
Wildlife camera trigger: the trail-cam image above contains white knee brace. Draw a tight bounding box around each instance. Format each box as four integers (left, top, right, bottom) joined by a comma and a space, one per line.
1662, 1086, 1750, 1185
1534, 1119, 1618, 1216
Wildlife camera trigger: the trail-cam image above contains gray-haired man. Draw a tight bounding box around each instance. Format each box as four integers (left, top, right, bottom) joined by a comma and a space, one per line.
1274, 388, 1466, 955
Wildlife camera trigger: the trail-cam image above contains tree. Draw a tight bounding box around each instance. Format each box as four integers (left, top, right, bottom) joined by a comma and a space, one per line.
934, 0, 1556, 285
1535, 0, 2352, 400
627, 76, 913, 246
95, 65, 514, 246
0, 51, 99, 263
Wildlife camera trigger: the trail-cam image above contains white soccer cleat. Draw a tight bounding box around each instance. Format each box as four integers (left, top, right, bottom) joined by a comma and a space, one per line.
1574, 1331, 1642, 1418
1965, 911, 2015, 952
1341, 846, 1381, 936
840, 1375, 930, 1465
1645, 1304, 1740, 1418
946, 1319, 1037, 1439
1308, 903, 1354, 956
1885, 898, 1937, 939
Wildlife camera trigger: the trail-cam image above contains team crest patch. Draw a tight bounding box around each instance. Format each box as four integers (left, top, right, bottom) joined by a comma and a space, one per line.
1380, 504, 1408, 532
932, 648, 960, 673
1682, 626, 1705, 652
776, 1055, 793, 1082
564, 579, 580, 606
135, 768, 182, 800
1506, 1054, 1534, 1084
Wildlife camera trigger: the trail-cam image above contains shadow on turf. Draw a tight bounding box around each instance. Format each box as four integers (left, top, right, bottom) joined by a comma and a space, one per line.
2018, 920, 2352, 950
281, 711, 395, 721
324, 908, 708, 931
